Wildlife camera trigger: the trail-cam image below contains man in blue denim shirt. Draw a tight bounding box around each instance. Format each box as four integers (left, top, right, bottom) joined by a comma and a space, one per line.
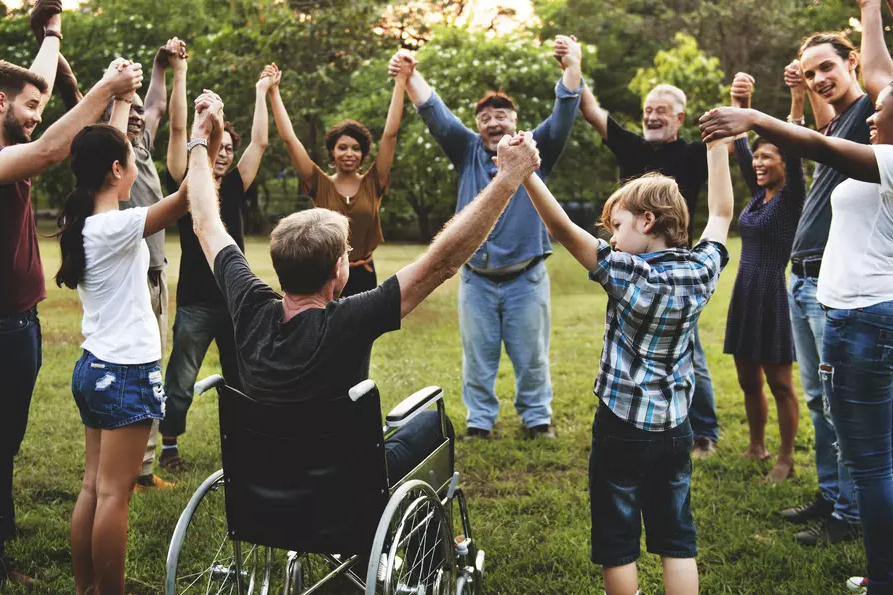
389, 38, 582, 438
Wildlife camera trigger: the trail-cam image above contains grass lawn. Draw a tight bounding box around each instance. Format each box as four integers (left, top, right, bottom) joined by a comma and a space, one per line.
5, 233, 866, 594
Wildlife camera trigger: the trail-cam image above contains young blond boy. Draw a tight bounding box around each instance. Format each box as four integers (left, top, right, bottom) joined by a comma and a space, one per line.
523, 139, 735, 595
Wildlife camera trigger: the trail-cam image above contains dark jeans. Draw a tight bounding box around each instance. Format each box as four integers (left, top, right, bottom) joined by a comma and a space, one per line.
342, 260, 377, 298
385, 410, 454, 484
822, 302, 893, 594
0, 307, 41, 554
589, 405, 696, 567
160, 303, 241, 437
689, 323, 719, 442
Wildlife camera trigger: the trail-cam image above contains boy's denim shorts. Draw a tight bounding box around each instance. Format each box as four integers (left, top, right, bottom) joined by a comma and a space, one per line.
71, 350, 165, 430
589, 404, 697, 567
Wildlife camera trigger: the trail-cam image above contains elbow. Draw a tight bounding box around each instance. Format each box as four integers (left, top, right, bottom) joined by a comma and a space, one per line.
255, 138, 269, 151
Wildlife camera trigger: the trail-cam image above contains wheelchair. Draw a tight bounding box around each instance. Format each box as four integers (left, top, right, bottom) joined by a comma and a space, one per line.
164, 375, 484, 595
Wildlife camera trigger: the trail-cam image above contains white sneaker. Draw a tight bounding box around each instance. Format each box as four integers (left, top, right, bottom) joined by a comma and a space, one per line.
846, 576, 868, 593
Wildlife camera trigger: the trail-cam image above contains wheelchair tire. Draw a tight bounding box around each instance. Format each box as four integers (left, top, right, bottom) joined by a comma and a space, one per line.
365, 480, 456, 595
165, 469, 273, 595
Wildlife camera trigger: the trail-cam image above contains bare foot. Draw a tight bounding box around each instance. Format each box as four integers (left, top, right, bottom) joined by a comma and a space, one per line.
741, 445, 770, 461
766, 459, 795, 484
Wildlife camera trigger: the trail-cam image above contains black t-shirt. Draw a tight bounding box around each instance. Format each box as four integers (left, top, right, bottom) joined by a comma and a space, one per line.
213, 245, 402, 402
168, 168, 256, 306
604, 117, 708, 242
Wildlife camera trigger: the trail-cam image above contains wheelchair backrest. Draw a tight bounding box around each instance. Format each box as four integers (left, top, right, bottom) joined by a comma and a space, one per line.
217, 384, 390, 554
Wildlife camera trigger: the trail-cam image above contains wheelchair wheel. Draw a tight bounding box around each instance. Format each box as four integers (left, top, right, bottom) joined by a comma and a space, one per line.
452, 489, 483, 595
165, 470, 273, 595
365, 480, 455, 595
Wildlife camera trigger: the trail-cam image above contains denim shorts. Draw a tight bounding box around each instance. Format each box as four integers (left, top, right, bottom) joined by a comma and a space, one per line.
589, 405, 697, 567
71, 350, 165, 430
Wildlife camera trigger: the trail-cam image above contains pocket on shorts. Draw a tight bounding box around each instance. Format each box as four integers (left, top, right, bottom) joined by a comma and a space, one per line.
597, 434, 652, 487
78, 357, 128, 415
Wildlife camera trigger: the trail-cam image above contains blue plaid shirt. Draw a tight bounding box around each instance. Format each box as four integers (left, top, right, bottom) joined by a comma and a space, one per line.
590, 239, 730, 431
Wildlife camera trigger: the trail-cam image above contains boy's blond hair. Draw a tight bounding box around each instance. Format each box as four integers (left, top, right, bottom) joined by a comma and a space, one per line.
600, 173, 690, 248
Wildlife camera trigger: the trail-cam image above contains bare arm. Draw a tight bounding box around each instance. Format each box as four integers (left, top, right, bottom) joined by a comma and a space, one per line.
700, 106, 880, 183
395, 134, 540, 318
523, 173, 602, 270
29, 9, 61, 112
54, 54, 83, 110
143, 45, 174, 147
237, 66, 276, 190
108, 98, 131, 134
166, 51, 189, 184
860, 0, 893, 102
144, 180, 188, 237
401, 65, 433, 107
579, 84, 609, 139
0, 60, 142, 184
268, 84, 315, 181
375, 77, 406, 183
699, 141, 735, 245
806, 87, 836, 132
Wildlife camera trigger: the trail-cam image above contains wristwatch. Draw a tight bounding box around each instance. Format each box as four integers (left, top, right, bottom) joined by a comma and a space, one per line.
186, 137, 209, 153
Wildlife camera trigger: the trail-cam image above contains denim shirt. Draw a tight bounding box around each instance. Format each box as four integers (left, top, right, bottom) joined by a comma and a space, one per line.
416, 79, 583, 269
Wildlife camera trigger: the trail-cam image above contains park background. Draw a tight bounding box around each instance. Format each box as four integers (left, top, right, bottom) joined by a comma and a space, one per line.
2, 0, 890, 593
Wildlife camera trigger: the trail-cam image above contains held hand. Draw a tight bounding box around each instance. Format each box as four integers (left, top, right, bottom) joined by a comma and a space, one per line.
256, 63, 280, 92
495, 131, 541, 182
101, 59, 143, 97
388, 51, 417, 83
730, 72, 754, 108
30, 0, 62, 42
192, 90, 225, 140
699, 107, 757, 143
163, 37, 188, 72
553, 35, 581, 71
784, 59, 806, 97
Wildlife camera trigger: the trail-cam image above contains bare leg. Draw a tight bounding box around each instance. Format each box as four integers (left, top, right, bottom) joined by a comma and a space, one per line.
764, 362, 799, 483
71, 427, 101, 595
92, 421, 151, 595
662, 557, 698, 595
604, 562, 638, 595
734, 356, 770, 460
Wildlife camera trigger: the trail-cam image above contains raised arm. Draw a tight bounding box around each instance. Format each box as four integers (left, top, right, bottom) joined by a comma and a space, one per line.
374, 71, 407, 183
860, 0, 893, 101
143, 39, 181, 146
144, 179, 188, 237
27, 1, 61, 111
699, 140, 735, 245
236, 64, 275, 190
523, 172, 601, 270
187, 93, 236, 268
53, 54, 83, 110
0, 59, 142, 184
268, 75, 314, 181
579, 85, 609, 139
533, 35, 583, 173
728, 72, 759, 194
389, 51, 431, 107
166, 44, 189, 184
700, 106, 880, 183
395, 133, 540, 318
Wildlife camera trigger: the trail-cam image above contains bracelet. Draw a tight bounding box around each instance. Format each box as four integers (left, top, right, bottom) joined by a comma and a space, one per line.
786, 115, 806, 126
43, 29, 63, 41
187, 137, 209, 153
113, 96, 133, 103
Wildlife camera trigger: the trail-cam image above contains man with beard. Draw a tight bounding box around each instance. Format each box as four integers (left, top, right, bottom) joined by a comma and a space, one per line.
157, 58, 275, 472
100, 37, 186, 493
562, 34, 722, 459
0, 6, 143, 583
390, 36, 582, 440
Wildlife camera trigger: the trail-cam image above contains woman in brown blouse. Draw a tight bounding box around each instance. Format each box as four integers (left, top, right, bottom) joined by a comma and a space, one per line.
269, 64, 408, 297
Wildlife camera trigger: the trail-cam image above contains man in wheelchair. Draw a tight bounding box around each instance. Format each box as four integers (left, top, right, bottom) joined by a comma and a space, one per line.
168, 95, 541, 594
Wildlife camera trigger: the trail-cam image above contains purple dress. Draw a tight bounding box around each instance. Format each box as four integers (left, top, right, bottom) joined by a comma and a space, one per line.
723, 138, 805, 363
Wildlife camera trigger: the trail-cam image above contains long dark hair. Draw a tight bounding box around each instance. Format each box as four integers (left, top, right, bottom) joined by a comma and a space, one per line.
55, 125, 130, 289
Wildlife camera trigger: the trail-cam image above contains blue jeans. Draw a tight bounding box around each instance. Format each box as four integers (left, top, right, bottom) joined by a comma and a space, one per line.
458, 261, 552, 430
0, 307, 41, 552
689, 323, 719, 442
789, 272, 859, 522
160, 303, 241, 437
385, 410, 455, 485
822, 303, 893, 594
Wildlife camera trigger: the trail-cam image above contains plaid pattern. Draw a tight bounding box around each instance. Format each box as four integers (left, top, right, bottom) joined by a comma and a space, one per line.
590, 239, 729, 431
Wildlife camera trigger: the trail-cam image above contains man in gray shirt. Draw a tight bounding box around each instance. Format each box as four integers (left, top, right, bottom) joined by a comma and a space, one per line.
103, 38, 185, 492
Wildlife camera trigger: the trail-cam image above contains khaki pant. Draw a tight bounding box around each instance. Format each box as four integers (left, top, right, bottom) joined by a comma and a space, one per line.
142, 268, 168, 476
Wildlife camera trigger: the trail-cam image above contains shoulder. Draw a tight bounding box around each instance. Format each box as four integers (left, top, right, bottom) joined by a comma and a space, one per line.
86, 207, 147, 234
691, 240, 730, 270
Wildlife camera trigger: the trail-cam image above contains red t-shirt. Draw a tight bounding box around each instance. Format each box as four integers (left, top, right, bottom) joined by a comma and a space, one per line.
0, 146, 46, 316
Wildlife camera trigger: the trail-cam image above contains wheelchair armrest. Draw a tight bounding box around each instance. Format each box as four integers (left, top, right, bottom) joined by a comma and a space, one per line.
348, 379, 377, 402
194, 374, 226, 396
386, 386, 443, 428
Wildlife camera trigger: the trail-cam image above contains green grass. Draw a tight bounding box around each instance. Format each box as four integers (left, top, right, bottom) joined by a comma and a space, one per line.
6, 234, 866, 594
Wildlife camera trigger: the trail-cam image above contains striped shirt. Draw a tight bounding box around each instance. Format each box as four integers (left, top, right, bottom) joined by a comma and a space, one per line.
590, 239, 729, 431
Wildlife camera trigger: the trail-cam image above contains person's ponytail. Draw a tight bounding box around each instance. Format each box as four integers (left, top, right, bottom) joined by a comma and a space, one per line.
53, 124, 130, 290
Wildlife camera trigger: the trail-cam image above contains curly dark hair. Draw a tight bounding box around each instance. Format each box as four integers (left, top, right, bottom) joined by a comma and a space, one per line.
223, 121, 241, 150
324, 119, 373, 161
